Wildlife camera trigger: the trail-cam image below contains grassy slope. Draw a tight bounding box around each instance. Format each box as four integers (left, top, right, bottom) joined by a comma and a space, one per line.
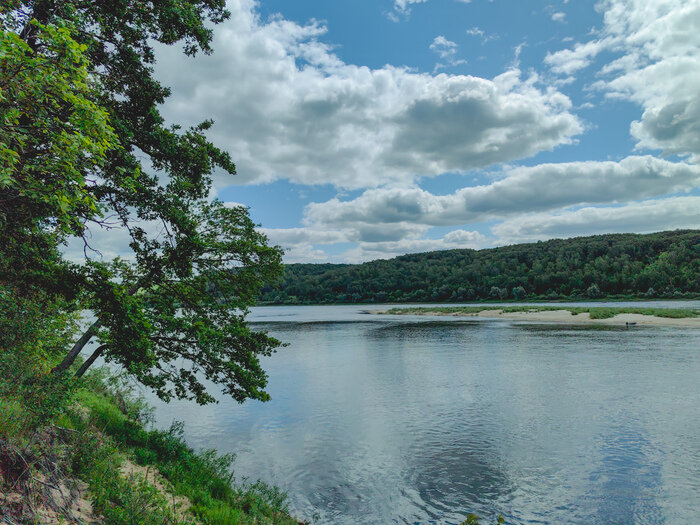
0, 370, 301, 525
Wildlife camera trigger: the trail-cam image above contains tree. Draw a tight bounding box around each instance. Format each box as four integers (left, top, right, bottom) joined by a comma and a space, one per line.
586, 283, 602, 299
512, 286, 526, 300
2, 1, 284, 404
0, 19, 116, 296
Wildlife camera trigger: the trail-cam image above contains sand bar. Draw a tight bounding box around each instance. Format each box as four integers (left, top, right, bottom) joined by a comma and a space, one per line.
373, 308, 700, 327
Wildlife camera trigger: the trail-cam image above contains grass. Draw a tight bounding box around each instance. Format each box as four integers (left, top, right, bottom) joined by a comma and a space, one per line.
0, 287, 298, 524
0, 367, 300, 525
383, 305, 700, 320
71, 371, 301, 524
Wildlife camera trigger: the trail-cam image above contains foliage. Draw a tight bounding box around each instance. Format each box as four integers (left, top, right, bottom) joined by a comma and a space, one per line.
261, 230, 700, 304
0, 285, 80, 434
0, 18, 115, 237
0, 331, 298, 524
0, 16, 112, 298
460, 514, 505, 525
67, 201, 284, 405
91, 467, 196, 525
1, 1, 284, 404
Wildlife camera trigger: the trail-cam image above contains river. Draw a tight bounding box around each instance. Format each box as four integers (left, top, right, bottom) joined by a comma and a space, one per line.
149, 303, 700, 524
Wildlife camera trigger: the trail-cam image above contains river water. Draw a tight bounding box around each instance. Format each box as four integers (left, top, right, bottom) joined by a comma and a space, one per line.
150, 303, 700, 524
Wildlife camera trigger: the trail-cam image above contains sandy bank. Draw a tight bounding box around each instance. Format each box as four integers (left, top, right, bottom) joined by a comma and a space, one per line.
374, 309, 700, 327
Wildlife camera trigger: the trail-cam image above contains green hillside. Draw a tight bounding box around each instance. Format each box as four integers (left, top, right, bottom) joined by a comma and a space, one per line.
260, 230, 700, 304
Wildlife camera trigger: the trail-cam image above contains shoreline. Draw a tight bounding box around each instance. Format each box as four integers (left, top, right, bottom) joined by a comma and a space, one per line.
373, 308, 700, 327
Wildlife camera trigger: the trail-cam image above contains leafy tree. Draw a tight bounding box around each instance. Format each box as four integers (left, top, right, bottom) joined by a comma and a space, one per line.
0, 18, 116, 295
512, 286, 526, 300
586, 283, 602, 299
0, 20, 114, 233
2, 1, 284, 404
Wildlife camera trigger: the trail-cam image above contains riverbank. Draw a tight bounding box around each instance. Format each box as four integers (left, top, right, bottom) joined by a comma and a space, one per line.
374, 306, 700, 327
0, 369, 302, 525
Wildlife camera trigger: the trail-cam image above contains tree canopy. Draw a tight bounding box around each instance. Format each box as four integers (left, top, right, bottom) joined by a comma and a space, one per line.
1, 1, 284, 404
260, 230, 700, 304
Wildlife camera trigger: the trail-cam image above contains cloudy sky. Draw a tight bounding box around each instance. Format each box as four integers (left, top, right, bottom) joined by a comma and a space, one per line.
152, 0, 700, 263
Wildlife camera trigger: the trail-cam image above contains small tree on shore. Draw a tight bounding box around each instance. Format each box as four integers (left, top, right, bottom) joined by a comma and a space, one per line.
586, 283, 602, 298
512, 286, 526, 300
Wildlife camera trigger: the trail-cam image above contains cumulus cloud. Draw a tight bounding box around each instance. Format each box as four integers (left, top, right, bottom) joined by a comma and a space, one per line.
153, 0, 582, 190
257, 226, 343, 263
303, 156, 700, 229
259, 227, 347, 246
143, 1, 700, 263
340, 229, 487, 263
545, 38, 612, 74
492, 196, 700, 242
262, 226, 487, 263
546, 0, 700, 158
430, 35, 458, 59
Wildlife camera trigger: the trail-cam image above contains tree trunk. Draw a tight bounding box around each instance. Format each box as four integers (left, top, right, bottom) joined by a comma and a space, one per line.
51, 320, 101, 374
75, 344, 107, 377
52, 278, 146, 375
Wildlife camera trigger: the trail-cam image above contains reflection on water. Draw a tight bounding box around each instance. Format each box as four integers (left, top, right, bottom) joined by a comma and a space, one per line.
149, 305, 700, 524
588, 426, 663, 524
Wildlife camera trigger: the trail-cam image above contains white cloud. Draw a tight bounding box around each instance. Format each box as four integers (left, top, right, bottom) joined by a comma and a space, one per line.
153, 0, 582, 190
277, 243, 330, 263
552, 12, 566, 22
493, 196, 700, 242
257, 227, 344, 263
259, 224, 486, 263
144, 0, 700, 264
465, 26, 497, 44
260, 227, 347, 246
393, 0, 471, 19
545, 38, 612, 75
339, 229, 487, 263
546, 0, 700, 158
261, 150, 700, 260
62, 219, 164, 263
303, 156, 700, 229
430, 35, 458, 59
394, 0, 427, 13
429, 35, 467, 71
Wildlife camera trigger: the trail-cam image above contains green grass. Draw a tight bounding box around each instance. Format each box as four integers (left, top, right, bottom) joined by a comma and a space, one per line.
0, 367, 299, 525
71, 373, 300, 525
383, 305, 700, 320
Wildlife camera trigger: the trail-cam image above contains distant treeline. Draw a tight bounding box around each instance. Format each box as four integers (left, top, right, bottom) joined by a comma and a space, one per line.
260, 230, 700, 304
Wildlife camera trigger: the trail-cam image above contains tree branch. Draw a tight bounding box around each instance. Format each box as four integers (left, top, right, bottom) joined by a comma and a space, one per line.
75, 344, 108, 377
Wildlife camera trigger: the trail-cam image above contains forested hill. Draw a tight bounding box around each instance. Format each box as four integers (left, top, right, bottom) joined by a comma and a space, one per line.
259, 230, 700, 304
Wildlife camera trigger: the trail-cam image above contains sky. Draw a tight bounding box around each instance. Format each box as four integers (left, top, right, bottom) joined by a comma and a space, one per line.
142, 0, 700, 263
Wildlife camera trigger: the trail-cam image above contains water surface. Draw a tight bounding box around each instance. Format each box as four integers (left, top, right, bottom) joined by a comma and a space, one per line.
151, 304, 700, 524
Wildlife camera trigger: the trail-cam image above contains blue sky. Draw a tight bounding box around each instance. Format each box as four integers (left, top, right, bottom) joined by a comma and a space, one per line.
142, 0, 700, 263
